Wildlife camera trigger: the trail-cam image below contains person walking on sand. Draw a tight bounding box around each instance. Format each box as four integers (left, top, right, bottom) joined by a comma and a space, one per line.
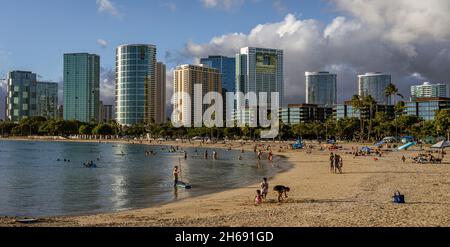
402, 155, 406, 163
173, 166, 180, 187
260, 178, 269, 199
337, 156, 343, 174
329, 153, 335, 173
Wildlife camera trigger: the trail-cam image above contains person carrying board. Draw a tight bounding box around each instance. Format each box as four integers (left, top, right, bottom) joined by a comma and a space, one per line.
173, 166, 180, 187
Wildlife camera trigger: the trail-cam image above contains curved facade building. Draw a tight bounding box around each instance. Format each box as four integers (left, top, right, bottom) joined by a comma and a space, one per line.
305, 71, 337, 106
358, 72, 391, 105
116, 44, 157, 126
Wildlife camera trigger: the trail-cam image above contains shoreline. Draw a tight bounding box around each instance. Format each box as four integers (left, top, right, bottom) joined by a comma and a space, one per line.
0, 137, 294, 220
1, 138, 450, 226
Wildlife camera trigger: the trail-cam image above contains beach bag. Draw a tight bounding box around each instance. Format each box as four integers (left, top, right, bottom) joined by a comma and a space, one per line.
392, 191, 405, 203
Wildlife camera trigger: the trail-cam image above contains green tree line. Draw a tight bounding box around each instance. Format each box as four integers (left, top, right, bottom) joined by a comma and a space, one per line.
1, 108, 449, 142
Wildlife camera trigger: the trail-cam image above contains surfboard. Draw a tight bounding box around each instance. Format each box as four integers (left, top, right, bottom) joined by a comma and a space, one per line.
16, 218, 39, 224
176, 181, 192, 189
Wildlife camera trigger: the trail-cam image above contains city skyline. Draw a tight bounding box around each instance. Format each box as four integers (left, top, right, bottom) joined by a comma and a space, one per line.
1, 0, 450, 120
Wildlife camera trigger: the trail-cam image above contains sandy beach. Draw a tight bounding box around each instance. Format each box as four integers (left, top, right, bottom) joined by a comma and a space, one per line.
1, 138, 450, 227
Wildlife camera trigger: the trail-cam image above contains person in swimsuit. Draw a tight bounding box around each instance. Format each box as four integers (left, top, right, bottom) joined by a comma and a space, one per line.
260, 178, 269, 199
255, 190, 263, 205
173, 166, 180, 187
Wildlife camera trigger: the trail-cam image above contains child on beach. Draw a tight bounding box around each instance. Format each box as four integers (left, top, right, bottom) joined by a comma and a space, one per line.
255, 190, 263, 205
260, 178, 269, 199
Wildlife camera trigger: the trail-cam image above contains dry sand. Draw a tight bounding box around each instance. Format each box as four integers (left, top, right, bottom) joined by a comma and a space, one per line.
1, 138, 450, 227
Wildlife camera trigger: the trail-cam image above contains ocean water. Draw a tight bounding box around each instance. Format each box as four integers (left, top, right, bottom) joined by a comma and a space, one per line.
0, 140, 289, 217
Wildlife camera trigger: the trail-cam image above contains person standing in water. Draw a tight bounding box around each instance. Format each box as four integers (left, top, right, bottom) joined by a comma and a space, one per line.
204, 150, 208, 159
184, 151, 188, 160
173, 166, 180, 187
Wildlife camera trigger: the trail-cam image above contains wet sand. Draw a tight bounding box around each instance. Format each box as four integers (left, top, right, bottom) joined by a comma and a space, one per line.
1, 138, 450, 227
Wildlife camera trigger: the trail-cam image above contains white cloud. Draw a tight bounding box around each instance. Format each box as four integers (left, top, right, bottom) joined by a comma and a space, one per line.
180, 0, 450, 104
201, 0, 244, 10
97, 39, 108, 48
96, 0, 120, 17
164, 2, 177, 12
99, 67, 115, 105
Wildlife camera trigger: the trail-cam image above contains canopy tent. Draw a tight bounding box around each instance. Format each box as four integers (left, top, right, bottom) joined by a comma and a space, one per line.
431, 140, 450, 149
382, 137, 397, 142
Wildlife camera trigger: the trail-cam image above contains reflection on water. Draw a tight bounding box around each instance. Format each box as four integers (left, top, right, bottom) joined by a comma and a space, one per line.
0, 140, 290, 217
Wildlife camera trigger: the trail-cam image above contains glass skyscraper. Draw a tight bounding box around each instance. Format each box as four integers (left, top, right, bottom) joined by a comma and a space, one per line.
200, 55, 236, 94
156, 62, 166, 124
36, 81, 58, 120
115, 44, 157, 126
6, 71, 37, 122
63, 53, 100, 122
305, 71, 337, 106
6, 71, 58, 122
235, 47, 284, 123
358, 72, 392, 105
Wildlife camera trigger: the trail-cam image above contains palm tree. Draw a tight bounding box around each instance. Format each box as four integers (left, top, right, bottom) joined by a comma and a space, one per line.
384, 83, 404, 106
350, 95, 365, 141
363, 95, 377, 141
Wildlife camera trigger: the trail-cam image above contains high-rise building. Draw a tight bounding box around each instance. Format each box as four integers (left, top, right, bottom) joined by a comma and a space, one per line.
6, 71, 58, 122
57, 105, 64, 120
305, 71, 337, 106
156, 62, 166, 124
98, 100, 104, 122
411, 82, 450, 100
63, 53, 100, 122
116, 44, 157, 126
6, 71, 37, 122
173, 64, 221, 126
200, 55, 236, 94
36, 81, 58, 119
103, 105, 114, 123
236, 47, 284, 123
358, 72, 392, 105
98, 101, 114, 123
1, 78, 6, 120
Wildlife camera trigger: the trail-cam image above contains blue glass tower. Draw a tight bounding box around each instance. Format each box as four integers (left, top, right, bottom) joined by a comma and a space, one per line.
200, 56, 235, 94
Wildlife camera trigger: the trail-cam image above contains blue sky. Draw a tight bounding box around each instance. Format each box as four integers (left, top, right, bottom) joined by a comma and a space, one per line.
2, 0, 450, 113
0, 0, 334, 81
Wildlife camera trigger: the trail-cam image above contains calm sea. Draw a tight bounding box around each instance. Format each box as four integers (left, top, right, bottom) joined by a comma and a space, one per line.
0, 140, 289, 217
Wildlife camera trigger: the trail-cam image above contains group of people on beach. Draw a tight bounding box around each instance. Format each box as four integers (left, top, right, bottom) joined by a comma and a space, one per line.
255, 178, 290, 205
329, 152, 344, 174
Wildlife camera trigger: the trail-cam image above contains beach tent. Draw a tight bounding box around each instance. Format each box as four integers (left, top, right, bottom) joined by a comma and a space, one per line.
361, 146, 371, 152
398, 142, 416, 151
383, 137, 397, 142
401, 136, 414, 144
431, 140, 450, 149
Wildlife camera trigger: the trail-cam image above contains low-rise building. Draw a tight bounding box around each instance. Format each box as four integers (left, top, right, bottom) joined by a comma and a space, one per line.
406, 97, 450, 121
280, 104, 333, 125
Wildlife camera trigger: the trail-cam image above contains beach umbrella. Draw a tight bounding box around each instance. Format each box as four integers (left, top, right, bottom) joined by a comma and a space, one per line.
431, 140, 450, 149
